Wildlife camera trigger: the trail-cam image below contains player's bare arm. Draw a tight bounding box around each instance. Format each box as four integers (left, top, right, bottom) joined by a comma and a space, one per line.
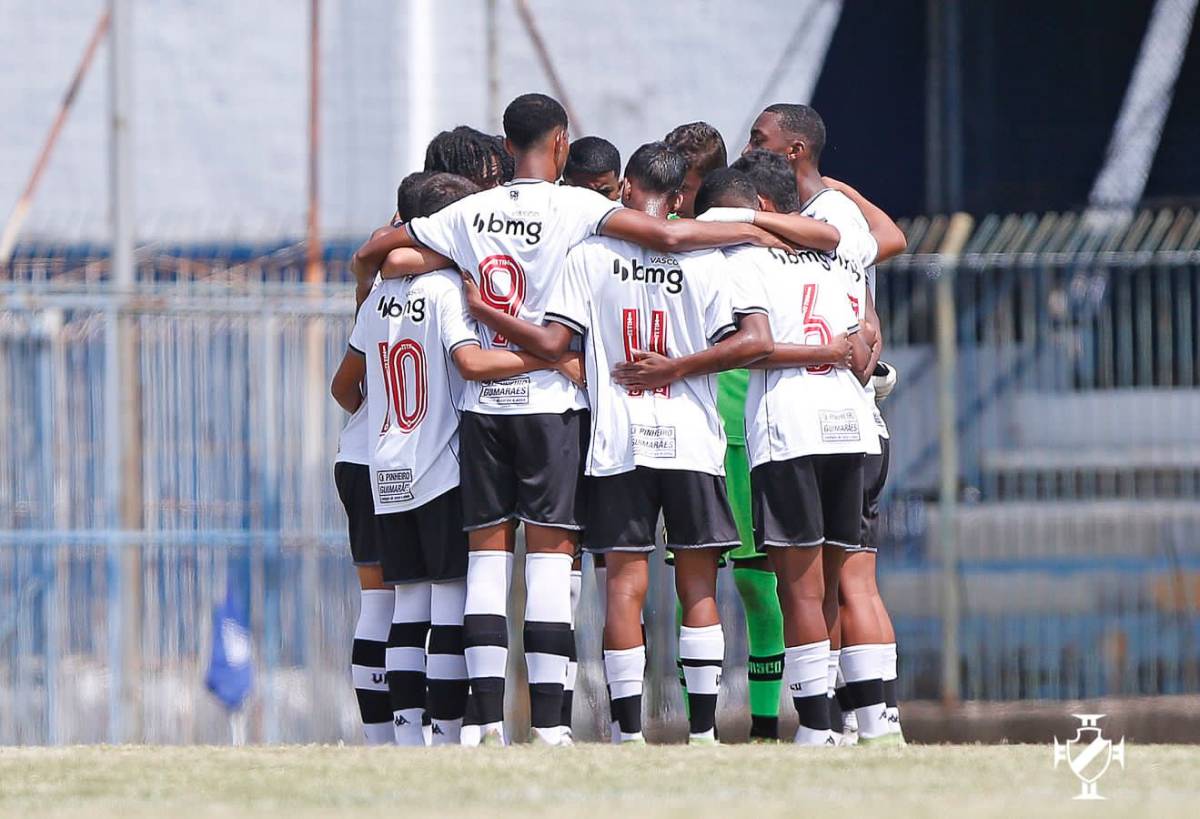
821, 175, 907, 261
744, 210, 841, 252
601, 208, 791, 253
863, 290, 884, 376
352, 225, 452, 284
330, 349, 366, 413
751, 332, 854, 371
452, 345, 584, 386
610, 313, 773, 392
460, 273, 576, 362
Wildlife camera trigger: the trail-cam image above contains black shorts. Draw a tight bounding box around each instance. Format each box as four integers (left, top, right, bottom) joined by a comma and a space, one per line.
584, 467, 741, 554
377, 487, 469, 584
752, 454, 865, 550
334, 461, 380, 566
459, 410, 589, 531
857, 436, 890, 553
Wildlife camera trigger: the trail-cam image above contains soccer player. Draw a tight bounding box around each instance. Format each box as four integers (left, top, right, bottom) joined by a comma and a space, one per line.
663, 121, 726, 220
331, 173, 582, 746
460, 142, 836, 745
351, 93, 804, 746
562, 136, 621, 200
663, 121, 787, 741
625, 160, 877, 745
745, 104, 908, 743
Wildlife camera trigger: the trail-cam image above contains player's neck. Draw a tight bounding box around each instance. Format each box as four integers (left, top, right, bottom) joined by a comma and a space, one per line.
636, 198, 672, 220
513, 151, 560, 183
794, 166, 825, 204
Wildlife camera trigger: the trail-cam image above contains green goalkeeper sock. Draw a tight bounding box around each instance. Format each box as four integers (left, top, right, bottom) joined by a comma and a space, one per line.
734, 566, 784, 739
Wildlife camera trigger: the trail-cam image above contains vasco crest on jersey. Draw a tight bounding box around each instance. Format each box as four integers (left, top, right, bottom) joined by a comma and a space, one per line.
611, 256, 684, 295
375, 293, 426, 323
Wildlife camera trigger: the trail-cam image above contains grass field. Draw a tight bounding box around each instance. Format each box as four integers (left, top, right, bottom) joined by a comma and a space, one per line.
0, 743, 1195, 818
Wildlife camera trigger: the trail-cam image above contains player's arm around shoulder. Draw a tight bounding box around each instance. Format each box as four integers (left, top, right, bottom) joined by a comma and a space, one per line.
600, 207, 790, 254
331, 300, 371, 413
821, 177, 907, 262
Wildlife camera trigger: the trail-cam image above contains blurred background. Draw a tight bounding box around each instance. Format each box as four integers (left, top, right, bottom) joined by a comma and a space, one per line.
2, 0, 1199, 744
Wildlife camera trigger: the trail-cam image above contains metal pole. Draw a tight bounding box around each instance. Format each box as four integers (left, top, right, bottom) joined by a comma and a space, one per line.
935, 212, 973, 706
106, 0, 136, 744
513, 0, 582, 132
0, 9, 109, 268
485, 0, 500, 130
305, 0, 323, 283
407, 0, 435, 173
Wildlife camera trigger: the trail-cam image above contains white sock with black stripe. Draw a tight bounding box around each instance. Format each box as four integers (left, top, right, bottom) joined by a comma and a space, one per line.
463, 551, 512, 743
883, 642, 902, 735
841, 643, 890, 741
427, 579, 468, 745
679, 624, 724, 742
352, 589, 394, 744
560, 568, 582, 739
604, 646, 645, 743
786, 639, 832, 746
388, 582, 431, 746
524, 552, 573, 745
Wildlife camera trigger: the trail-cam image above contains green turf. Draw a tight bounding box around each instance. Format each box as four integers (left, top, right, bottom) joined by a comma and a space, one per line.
0, 743, 1193, 818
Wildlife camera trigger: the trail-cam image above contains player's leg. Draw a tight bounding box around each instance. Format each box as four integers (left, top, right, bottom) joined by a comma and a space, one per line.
603, 550, 650, 744
822, 544, 845, 743
673, 548, 725, 744
726, 441, 785, 742
423, 487, 471, 745
559, 554, 583, 744
335, 462, 395, 745
666, 470, 742, 745
588, 468, 659, 744
514, 410, 590, 746
459, 411, 518, 746
753, 457, 832, 746
862, 435, 904, 738
379, 510, 433, 747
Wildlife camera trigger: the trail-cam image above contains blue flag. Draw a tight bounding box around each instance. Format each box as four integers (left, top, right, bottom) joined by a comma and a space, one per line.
204, 581, 253, 711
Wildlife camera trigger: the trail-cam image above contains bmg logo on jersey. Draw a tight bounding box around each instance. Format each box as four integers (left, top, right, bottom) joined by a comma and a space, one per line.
472, 211, 542, 245
376, 294, 426, 323
611, 257, 684, 294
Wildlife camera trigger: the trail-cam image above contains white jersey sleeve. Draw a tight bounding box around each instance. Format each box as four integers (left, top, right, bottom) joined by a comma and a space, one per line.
555, 185, 623, 245
702, 257, 738, 344
403, 194, 475, 268
348, 299, 370, 355
543, 246, 592, 336
435, 279, 482, 355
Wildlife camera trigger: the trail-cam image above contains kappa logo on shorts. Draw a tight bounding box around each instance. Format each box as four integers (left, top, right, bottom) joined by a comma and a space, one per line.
819, 409, 861, 443
377, 468, 415, 504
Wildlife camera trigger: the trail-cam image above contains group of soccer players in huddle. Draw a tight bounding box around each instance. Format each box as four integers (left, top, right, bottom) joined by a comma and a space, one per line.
331, 91, 907, 748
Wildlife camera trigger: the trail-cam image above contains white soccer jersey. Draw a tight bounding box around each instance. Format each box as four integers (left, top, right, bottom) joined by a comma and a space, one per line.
334, 400, 370, 465
801, 188, 889, 438
728, 244, 882, 467
405, 179, 620, 416
348, 269, 478, 513
545, 235, 764, 477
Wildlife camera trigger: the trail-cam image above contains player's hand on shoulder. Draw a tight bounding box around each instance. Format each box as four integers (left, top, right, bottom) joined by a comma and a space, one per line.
611, 349, 680, 391
459, 269, 485, 317
746, 224, 793, 253
555, 351, 587, 388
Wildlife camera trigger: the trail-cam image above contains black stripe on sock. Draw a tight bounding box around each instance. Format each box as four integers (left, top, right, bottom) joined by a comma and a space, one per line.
428, 624, 464, 655
835, 684, 853, 712
749, 715, 778, 740
609, 692, 641, 735
523, 621, 574, 657
529, 682, 564, 729
747, 652, 784, 681
845, 678, 886, 709
470, 677, 505, 724
463, 613, 508, 649
355, 688, 393, 724
386, 669, 426, 711
388, 620, 431, 648
794, 693, 830, 731
352, 639, 387, 669
566, 630, 577, 663
687, 693, 719, 734
679, 657, 724, 668
427, 679, 469, 721
560, 688, 574, 728
883, 678, 898, 709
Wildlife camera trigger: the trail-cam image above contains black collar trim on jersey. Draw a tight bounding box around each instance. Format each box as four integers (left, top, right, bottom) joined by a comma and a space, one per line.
506, 178, 548, 186
799, 187, 833, 212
